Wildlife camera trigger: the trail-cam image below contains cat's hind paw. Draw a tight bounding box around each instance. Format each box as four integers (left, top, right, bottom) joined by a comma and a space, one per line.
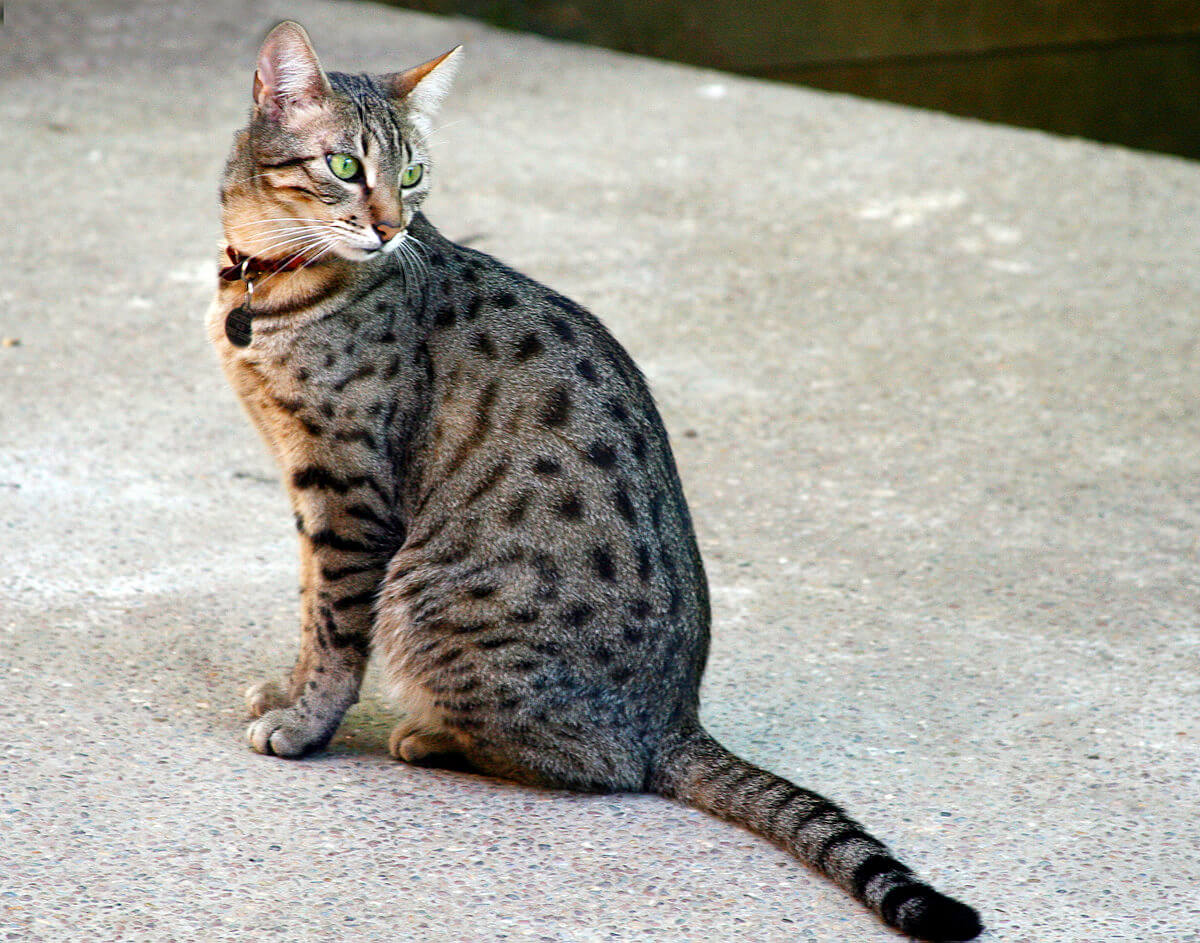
246, 707, 333, 758
244, 679, 291, 717
388, 722, 461, 765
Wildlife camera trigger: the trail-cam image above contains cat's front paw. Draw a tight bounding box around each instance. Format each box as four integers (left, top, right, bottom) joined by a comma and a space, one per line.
246, 707, 333, 758
244, 679, 291, 717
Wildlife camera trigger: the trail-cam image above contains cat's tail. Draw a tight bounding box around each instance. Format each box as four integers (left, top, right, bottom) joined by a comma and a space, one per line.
649, 726, 983, 942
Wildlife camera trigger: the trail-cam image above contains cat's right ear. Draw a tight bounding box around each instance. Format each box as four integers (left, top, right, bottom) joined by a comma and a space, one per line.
253, 21, 331, 120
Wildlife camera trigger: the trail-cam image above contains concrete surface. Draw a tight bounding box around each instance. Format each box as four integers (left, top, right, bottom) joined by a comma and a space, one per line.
2, 2, 1198, 941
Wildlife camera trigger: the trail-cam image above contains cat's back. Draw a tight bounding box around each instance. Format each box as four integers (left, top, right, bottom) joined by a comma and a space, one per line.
377, 227, 712, 749
414, 227, 705, 599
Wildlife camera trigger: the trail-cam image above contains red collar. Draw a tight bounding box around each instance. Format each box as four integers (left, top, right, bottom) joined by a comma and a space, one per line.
218, 245, 313, 283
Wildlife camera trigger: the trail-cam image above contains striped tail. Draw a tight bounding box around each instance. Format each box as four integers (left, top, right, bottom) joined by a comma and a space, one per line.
651, 728, 982, 942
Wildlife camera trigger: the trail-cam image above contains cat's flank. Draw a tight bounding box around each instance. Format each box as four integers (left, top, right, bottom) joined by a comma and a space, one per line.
207, 22, 983, 941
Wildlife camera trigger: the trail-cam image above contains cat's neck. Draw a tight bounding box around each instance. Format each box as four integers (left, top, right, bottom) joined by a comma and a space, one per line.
215, 213, 446, 342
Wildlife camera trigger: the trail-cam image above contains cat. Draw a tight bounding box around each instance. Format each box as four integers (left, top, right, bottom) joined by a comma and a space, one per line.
206, 21, 983, 942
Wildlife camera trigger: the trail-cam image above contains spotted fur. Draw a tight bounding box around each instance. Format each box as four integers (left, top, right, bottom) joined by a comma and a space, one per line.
206, 22, 982, 942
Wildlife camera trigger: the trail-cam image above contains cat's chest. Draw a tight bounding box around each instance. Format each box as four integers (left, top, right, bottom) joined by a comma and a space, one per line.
227, 321, 406, 474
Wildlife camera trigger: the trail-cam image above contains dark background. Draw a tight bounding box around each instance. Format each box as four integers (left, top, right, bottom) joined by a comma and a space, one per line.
375, 0, 1200, 160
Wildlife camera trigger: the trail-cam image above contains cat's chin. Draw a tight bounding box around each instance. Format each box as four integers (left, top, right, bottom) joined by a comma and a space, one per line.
337, 238, 405, 263
337, 245, 387, 263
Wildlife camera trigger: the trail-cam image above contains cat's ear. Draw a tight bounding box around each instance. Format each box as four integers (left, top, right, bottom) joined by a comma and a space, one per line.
386, 46, 463, 121
253, 21, 331, 119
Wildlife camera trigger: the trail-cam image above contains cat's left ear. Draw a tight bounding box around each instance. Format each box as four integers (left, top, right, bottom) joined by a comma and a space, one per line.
254, 21, 331, 120
386, 46, 463, 122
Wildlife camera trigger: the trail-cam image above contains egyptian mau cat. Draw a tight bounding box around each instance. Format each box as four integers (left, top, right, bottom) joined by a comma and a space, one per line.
206, 22, 983, 941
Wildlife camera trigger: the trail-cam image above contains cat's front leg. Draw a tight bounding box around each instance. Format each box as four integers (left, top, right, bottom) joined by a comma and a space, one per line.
245, 530, 384, 758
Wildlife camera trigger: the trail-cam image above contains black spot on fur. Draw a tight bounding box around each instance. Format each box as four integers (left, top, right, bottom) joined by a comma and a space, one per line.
333, 363, 376, 392
586, 442, 618, 468
464, 296, 483, 321
613, 488, 636, 525
650, 492, 664, 531
510, 608, 540, 624
563, 603, 593, 627
575, 359, 598, 383
433, 304, 456, 329
472, 331, 496, 359
542, 386, 571, 427
465, 458, 509, 505
533, 457, 561, 476
293, 466, 349, 493
477, 635, 519, 650
533, 553, 560, 600
636, 544, 653, 582
547, 293, 586, 317
622, 625, 644, 644
591, 545, 617, 582
547, 316, 576, 344
631, 598, 652, 619
514, 332, 543, 361
556, 493, 583, 520
605, 398, 629, 422
504, 492, 531, 526
630, 430, 647, 462
495, 291, 517, 309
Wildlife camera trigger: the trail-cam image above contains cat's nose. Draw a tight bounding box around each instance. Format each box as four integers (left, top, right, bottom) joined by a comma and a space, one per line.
373, 221, 404, 243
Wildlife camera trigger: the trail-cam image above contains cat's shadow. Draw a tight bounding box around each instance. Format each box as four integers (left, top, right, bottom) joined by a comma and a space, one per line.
327, 692, 402, 755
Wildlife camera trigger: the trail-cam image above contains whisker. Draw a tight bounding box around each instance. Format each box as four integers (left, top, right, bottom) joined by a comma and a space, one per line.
251, 234, 337, 291
247, 228, 331, 254
427, 118, 469, 140
227, 217, 328, 232
240, 231, 329, 254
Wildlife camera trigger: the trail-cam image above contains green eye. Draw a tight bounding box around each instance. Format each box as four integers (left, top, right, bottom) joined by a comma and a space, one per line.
401, 163, 424, 188
327, 153, 361, 181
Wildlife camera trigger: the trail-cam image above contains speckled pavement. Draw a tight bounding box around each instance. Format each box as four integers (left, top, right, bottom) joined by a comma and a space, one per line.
2, 2, 1198, 941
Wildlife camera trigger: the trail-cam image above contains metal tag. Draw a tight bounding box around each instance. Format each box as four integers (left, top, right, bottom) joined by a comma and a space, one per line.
225, 305, 253, 347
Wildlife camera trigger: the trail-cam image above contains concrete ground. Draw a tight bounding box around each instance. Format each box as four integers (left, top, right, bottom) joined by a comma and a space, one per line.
2, 1, 1198, 940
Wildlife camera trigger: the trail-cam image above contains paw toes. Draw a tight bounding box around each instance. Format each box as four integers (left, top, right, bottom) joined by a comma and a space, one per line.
387, 722, 416, 761
390, 727, 461, 765
246, 710, 310, 758
245, 679, 290, 717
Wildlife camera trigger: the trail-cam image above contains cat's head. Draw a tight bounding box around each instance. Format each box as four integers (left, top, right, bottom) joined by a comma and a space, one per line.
221, 21, 460, 264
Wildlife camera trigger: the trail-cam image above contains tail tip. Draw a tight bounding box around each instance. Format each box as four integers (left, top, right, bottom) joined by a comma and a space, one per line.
889, 887, 983, 941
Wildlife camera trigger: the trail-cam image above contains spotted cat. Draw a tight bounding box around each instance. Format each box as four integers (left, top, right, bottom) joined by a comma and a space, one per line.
206, 22, 983, 941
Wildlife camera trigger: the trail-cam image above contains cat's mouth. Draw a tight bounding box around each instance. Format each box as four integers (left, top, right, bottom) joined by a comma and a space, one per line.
341, 228, 406, 261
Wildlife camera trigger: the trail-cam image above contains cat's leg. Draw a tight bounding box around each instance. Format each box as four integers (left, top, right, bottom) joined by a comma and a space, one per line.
246, 534, 384, 757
